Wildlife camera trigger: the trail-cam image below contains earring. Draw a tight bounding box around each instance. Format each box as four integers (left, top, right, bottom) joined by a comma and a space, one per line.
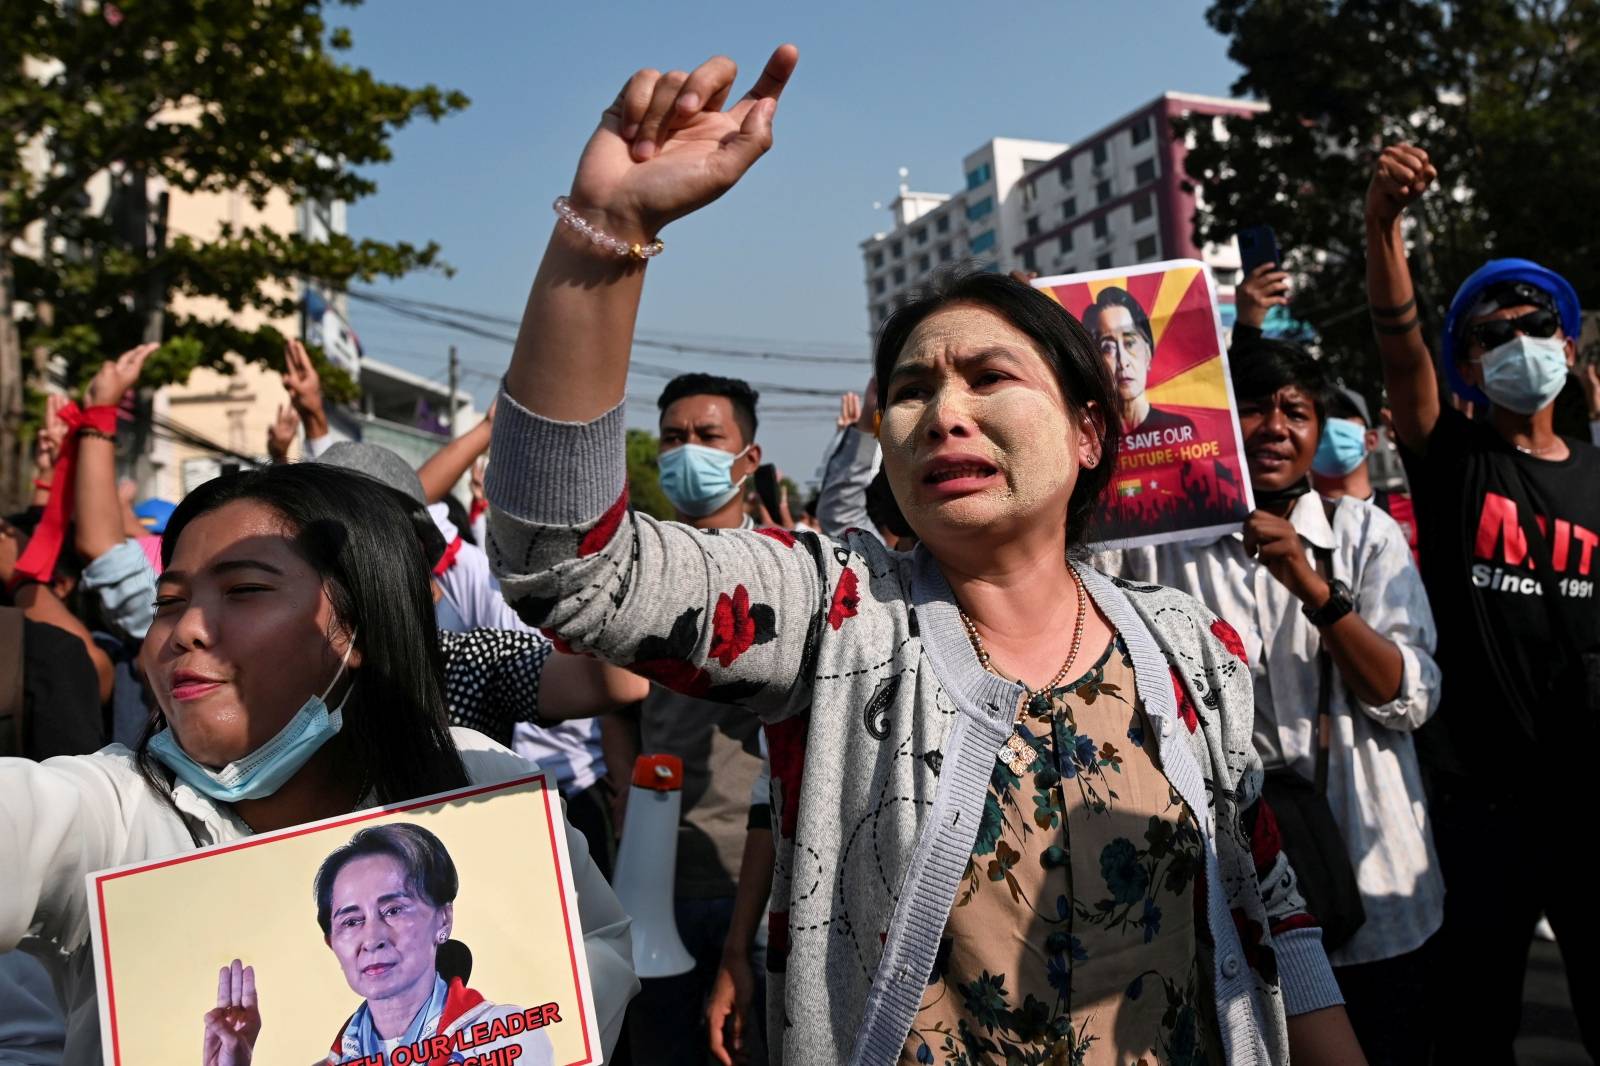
437, 934, 447, 945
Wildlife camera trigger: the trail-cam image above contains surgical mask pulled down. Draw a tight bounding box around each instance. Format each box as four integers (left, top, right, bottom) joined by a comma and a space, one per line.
149, 639, 356, 803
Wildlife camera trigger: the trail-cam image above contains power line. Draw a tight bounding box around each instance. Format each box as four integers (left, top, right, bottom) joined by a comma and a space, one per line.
354, 289, 864, 354
150, 414, 267, 466
347, 293, 849, 398
346, 288, 869, 367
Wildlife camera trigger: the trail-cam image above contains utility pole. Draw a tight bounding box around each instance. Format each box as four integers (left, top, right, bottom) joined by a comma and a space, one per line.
447, 344, 459, 435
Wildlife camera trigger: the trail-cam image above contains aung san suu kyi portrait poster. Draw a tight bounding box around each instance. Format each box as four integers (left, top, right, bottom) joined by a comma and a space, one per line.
86, 774, 603, 1066
1034, 259, 1254, 548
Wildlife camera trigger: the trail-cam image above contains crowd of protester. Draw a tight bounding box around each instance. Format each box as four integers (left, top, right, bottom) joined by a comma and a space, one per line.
4, 43, 1599, 1066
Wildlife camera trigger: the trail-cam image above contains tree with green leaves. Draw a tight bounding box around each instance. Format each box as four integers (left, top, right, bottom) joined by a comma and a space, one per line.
626, 428, 675, 520
0, 0, 468, 509
1181, 0, 1600, 397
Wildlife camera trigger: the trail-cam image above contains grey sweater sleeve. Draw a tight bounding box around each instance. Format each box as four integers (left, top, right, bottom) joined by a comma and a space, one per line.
485, 387, 846, 722
816, 427, 879, 539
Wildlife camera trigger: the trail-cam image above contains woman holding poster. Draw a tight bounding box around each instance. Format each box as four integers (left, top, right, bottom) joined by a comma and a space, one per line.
0, 460, 636, 1066
481, 44, 1364, 1066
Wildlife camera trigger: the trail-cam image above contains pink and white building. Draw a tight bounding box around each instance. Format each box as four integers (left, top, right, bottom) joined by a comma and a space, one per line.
859, 92, 1266, 331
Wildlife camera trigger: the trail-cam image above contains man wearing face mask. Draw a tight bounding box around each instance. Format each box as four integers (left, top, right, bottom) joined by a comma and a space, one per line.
1311, 386, 1419, 561
615, 373, 769, 1066
1366, 144, 1600, 1061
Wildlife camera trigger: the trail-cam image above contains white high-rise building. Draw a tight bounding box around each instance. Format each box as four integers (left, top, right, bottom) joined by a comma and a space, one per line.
859, 93, 1267, 331
860, 138, 1065, 331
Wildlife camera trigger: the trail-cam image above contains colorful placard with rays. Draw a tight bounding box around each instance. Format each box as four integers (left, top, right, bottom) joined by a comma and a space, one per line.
1034, 259, 1254, 548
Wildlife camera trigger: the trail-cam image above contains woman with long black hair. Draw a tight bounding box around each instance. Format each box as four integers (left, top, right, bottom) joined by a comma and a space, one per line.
0, 462, 636, 1066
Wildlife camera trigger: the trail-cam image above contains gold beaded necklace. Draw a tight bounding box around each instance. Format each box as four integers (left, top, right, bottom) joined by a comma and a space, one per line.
958, 566, 1089, 706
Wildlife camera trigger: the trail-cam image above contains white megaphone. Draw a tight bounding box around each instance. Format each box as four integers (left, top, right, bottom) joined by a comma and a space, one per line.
611, 754, 695, 978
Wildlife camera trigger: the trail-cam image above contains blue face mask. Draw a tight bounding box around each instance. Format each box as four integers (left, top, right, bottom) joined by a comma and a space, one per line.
149, 641, 355, 803
658, 443, 751, 517
1312, 418, 1369, 477
1478, 334, 1569, 415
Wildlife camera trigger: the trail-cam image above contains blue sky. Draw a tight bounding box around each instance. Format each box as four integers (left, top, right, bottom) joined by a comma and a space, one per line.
339, 2, 1244, 482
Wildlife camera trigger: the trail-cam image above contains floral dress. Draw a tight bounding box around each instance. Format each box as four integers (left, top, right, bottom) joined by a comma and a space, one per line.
901, 636, 1224, 1065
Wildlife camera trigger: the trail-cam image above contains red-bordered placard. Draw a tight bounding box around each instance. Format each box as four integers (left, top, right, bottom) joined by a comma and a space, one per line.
86, 773, 603, 1066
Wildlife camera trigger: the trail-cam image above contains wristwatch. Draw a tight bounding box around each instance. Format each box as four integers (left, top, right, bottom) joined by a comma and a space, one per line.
1303, 578, 1354, 627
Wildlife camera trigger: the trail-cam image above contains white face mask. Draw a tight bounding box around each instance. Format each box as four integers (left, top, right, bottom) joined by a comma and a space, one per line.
149, 639, 356, 803
1477, 334, 1569, 415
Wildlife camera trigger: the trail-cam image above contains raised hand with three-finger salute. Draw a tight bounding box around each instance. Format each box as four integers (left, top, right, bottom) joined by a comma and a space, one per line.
504, 45, 798, 426
202, 958, 261, 1066
837, 391, 861, 431
573, 45, 796, 243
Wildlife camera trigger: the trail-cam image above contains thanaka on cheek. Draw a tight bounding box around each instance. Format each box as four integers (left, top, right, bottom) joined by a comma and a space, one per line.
878, 304, 1083, 541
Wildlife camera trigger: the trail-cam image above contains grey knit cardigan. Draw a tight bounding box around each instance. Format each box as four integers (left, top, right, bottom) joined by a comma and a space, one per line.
485, 393, 1341, 1066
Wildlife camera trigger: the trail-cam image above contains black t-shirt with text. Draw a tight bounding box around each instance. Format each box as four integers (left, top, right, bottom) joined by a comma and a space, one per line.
1401, 407, 1600, 780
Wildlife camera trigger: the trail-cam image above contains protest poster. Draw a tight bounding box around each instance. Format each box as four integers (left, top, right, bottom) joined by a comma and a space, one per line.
1033, 259, 1254, 548
86, 774, 602, 1066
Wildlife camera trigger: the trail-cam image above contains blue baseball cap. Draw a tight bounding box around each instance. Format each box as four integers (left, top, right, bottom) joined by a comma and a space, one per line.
134, 498, 177, 534
1442, 258, 1581, 406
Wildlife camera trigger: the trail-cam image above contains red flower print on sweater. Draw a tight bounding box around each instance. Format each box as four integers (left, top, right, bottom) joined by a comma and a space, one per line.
540, 628, 576, 656
631, 657, 712, 698
709, 585, 777, 668
765, 714, 809, 839
1248, 794, 1285, 874
827, 568, 860, 630
754, 526, 797, 548
1230, 908, 1277, 983
578, 489, 630, 558
1170, 667, 1200, 733
711, 586, 758, 668
1210, 618, 1248, 665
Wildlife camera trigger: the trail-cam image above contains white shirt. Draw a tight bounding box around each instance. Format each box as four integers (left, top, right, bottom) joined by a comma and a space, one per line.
1120, 492, 1445, 967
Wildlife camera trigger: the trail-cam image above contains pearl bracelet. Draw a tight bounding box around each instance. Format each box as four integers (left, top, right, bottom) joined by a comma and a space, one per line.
552, 197, 664, 261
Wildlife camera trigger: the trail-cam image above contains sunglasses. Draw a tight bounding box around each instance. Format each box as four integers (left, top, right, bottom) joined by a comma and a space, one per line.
1467, 307, 1560, 351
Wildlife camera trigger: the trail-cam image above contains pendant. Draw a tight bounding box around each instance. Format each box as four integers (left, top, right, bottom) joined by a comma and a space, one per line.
1001, 732, 1034, 776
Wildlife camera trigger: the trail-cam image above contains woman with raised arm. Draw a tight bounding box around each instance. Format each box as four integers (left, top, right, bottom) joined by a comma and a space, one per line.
486, 46, 1361, 1066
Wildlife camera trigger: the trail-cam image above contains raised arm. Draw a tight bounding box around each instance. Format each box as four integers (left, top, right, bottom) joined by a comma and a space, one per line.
487, 48, 844, 724
816, 382, 880, 538
501, 46, 796, 422
74, 344, 157, 563
282, 338, 336, 455
418, 403, 494, 503
1364, 144, 1440, 453
30, 394, 69, 510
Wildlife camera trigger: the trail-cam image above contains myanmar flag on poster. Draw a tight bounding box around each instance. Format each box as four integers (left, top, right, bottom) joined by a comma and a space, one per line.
1034, 260, 1254, 548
